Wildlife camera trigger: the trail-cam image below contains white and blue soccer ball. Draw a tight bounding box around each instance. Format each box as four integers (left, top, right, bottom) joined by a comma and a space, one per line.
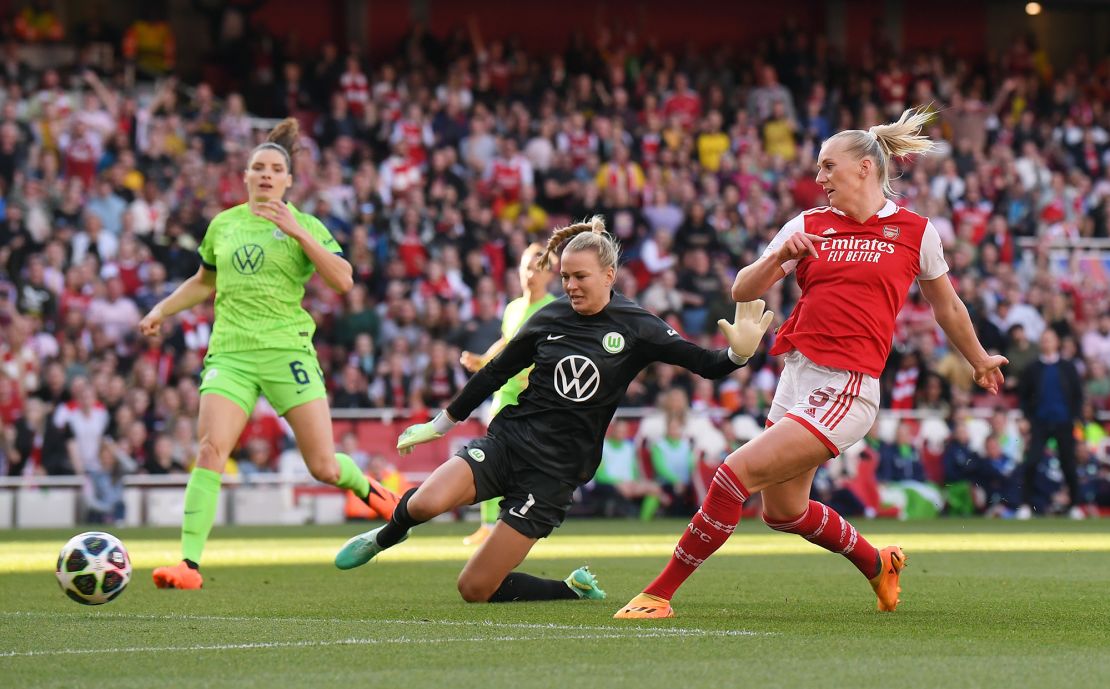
55, 532, 132, 605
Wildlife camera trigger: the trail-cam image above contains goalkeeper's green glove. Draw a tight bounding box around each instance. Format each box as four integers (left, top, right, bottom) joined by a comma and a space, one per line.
718, 299, 775, 365
397, 411, 457, 456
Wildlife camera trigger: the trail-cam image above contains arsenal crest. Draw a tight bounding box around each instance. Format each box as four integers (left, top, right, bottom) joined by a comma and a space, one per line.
882, 225, 900, 240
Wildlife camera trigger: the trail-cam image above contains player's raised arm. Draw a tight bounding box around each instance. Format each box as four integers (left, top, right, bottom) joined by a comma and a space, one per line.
255, 201, 354, 294
139, 267, 216, 337
396, 318, 543, 455
447, 323, 543, 420
640, 300, 774, 377
917, 274, 1007, 395
732, 214, 827, 302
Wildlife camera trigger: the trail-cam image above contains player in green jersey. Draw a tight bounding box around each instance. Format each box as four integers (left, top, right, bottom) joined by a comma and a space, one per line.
458, 243, 555, 545
138, 118, 398, 589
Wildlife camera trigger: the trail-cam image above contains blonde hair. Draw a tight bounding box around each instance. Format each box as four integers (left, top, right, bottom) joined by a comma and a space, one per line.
537, 215, 619, 271
826, 106, 935, 197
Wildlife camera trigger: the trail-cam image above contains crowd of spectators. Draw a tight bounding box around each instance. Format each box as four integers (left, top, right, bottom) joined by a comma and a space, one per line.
1, 11, 1109, 522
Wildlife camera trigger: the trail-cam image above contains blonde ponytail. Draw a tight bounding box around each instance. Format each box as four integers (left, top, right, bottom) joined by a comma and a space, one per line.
537, 215, 618, 270
868, 107, 935, 160
827, 105, 936, 197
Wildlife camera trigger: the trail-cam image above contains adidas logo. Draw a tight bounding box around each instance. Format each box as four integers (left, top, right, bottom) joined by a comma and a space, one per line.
803, 407, 817, 417
822, 228, 837, 236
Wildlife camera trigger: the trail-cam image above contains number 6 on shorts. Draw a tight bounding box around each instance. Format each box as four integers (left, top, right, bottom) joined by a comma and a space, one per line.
289, 361, 310, 385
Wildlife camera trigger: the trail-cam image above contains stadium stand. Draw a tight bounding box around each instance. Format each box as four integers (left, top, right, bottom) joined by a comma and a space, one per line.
1, 5, 1108, 525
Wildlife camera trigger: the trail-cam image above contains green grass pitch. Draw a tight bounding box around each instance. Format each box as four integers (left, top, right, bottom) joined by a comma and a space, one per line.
2, 519, 1109, 689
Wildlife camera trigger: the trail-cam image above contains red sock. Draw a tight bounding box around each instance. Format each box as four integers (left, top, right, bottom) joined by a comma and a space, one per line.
643, 465, 749, 601
763, 500, 880, 578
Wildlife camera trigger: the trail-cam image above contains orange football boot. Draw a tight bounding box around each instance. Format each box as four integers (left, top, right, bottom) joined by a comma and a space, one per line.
363, 476, 400, 520
613, 593, 675, 619
869, 545, 907, 612
152, 561, 204, 589
463, 524, 492, 546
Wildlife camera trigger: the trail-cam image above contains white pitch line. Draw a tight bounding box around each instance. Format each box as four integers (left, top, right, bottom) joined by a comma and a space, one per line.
0, 629, 768, 658
0, 610, 766, 638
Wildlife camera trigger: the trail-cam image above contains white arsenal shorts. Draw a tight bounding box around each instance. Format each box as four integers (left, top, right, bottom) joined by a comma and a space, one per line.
766, 350, 880, 456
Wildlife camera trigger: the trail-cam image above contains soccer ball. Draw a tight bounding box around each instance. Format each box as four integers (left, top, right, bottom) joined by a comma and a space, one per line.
55, 531, 132, 605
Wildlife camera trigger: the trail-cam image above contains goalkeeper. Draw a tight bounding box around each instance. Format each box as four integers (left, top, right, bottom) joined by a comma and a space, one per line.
334, 217, 773, 604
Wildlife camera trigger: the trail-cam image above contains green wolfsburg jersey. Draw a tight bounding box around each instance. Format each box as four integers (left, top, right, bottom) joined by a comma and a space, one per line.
198, 202, 342, 354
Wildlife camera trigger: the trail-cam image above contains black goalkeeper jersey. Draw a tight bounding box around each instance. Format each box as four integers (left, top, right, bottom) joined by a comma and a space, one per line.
446, 292, 741, 485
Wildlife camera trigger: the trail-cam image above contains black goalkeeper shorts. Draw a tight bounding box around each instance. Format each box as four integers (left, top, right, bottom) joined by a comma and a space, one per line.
457, 431, 576, 540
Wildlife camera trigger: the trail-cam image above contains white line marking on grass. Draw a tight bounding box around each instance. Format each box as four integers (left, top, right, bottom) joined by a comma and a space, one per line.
0, 610, 766, 638
0, 630, 770, 658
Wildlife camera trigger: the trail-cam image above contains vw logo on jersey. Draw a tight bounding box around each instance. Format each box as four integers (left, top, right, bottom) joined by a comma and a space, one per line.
602, 332, 625, 354
232, 244, 265, 275
554, 355, 601, 402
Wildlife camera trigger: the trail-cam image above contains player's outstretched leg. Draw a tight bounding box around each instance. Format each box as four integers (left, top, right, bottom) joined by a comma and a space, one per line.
331, 451, 401, 519
764, 500, 906, 611
484, 566, 606, 602
153, 466, 221, 589
615, 465, 749, 618
363, 474, 401, 519
869, 546, 907, 612
335, 524, 409, 570
336, 488, 419, 569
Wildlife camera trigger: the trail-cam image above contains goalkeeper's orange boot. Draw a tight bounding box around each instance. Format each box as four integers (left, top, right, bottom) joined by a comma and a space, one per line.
463, 524, 492, 546
869, 545, 906, 612
152, 561, 204, 589
613, 592, 674, 619
362, 477, 400, 520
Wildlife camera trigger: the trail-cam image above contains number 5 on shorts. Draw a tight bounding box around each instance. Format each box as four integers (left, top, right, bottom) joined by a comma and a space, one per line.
289, 361, 310, 385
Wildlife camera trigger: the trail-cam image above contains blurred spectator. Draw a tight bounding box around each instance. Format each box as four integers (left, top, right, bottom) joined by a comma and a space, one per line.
649, 414, 696, 516
238, 403, 287, 462
54, 382, 108, 475
592, 418, 666, 519
878, 423, 927, 484
86, 277, 140, 342
4, 396, 60, 476
338, 431, 370, 472
238, 437, 275, 478
85, 439, 136, 524
676, 248, 725, 335
122, 8, 175, 78
1016, 329, 1084, 519
1003, 324, 1038, 390
941, 422, 978, 516
877, 422, 943, 519
640, 267, 683, 316
333, 363, 372, 408
1082, 313, 1110, 370
975, 433, 1021, 516
146, 433, 186, 474
888, 350, 923, 410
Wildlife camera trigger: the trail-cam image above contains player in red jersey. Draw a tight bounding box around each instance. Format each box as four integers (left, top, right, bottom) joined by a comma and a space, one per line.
616, 108, 1008, 618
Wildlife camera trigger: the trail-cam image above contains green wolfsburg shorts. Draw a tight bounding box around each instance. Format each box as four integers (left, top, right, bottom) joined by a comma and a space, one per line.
198, 349, 327, 417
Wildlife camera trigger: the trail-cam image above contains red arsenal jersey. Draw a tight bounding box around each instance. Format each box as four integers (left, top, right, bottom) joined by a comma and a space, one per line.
764, 201, 948, 377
